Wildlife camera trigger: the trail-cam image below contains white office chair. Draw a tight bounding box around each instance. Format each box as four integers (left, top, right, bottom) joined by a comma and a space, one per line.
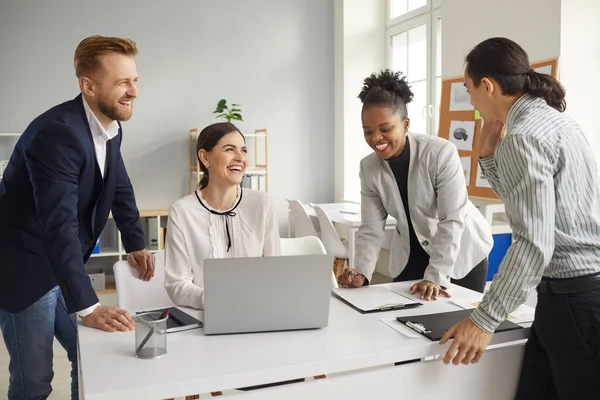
286, 198, 319, 238
113, 250, 175, 312
310, 204, 350, 282
280, 236, 338, 288
311, 204, 349, 258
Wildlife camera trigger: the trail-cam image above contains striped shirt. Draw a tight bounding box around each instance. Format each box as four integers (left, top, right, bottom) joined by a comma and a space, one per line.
471, 94, 600, 334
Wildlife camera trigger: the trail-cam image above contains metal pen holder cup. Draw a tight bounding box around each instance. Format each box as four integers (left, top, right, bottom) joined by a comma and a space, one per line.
134, 311, 168, 359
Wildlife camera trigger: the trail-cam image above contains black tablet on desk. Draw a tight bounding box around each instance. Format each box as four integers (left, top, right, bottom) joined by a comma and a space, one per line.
396, 309, 522, 341
137, 307, 203, 333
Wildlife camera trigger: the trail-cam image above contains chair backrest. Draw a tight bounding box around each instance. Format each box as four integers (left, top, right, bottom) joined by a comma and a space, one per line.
280, 237, 338, 288
311, 204, 348, 258
113, 250, 175, 312
280, 236, 326, 256
287, 198, 319, 238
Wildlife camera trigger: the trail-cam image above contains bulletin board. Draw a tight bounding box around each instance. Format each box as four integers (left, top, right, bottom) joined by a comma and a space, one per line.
438, 58, 559, 199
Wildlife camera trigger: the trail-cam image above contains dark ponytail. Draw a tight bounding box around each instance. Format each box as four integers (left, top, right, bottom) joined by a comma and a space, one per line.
466, 37, 566, 112
199, 164, 209, 190
196, 122, 244, 190
526, 71, 566, 112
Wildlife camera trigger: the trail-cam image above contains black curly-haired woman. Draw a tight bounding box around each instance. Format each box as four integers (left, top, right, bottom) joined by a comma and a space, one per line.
338, 69, 493, 300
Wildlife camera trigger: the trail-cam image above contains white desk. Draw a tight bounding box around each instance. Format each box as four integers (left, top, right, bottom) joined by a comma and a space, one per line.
78, 281, 529, 399
302, 202, 397, 269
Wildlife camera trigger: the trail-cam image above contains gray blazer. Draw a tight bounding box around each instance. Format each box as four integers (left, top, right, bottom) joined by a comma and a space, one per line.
354, 133, 493, 287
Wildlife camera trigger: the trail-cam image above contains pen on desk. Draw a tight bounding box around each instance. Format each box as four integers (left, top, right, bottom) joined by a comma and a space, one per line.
378, 304, 405, 311
136, 309, 169, 354
377, 303, 420, 311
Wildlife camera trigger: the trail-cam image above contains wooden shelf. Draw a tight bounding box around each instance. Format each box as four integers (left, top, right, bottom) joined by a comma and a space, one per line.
139, 209, 168, 217
96, 282, 116, 295
108, 209, 168, 219
90, 251, 120, 258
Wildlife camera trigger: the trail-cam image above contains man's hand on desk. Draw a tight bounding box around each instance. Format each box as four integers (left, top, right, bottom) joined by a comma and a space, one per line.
81, 306, 135, 333
440, 317, 492, 366
128, 249, 155, 281
337, 268, 365, 288
409, 280, 450, 301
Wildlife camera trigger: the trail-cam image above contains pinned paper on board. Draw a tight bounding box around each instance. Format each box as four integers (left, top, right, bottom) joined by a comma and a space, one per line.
449, 120, 475, 151
476, 164, 492, 188
449, 82, 474, 111
474, 110, 482, 120
460, 157, 471, 186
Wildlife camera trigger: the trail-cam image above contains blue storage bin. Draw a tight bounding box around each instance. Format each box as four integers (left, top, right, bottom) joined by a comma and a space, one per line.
92, 238, 101, 254
487, 233, 512, 281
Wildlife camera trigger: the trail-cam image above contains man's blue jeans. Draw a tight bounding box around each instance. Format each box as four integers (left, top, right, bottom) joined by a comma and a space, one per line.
0, 286, 78, 400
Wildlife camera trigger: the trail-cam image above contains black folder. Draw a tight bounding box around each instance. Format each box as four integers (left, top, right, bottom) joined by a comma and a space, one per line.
137, 307, 203, 333
396, 309, 523, 341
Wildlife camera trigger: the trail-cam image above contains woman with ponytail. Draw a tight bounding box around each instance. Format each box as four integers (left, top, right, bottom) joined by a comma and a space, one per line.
338, 69, 493, 299
164, 122, 280, 309
442, 37, 600, 399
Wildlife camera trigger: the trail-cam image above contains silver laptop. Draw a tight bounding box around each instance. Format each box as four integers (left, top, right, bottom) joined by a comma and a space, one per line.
203, 254, 334, 335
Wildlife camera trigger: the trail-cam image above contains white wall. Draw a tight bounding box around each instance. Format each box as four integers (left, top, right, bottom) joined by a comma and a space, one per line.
334, 0, 386, 202
560, 0, 600, 167
0, 0, 335, 235
441, 0, 561, 78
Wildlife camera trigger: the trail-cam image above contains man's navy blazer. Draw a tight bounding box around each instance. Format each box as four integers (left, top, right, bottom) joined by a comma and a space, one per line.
0, 94, 145, 314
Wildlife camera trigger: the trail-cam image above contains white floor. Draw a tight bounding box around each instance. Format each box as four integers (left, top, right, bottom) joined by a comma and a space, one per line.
0, 274, 535, 399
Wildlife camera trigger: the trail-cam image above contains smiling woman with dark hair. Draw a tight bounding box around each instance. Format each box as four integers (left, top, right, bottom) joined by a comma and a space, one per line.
164, 122, 280, 309
338, 69, 493, 300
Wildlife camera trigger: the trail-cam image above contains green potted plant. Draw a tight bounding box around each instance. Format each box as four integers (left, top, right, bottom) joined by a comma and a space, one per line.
213, 99, 243, 123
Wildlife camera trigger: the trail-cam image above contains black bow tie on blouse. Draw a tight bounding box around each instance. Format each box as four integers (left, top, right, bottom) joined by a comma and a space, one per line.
195, 188, 243, 252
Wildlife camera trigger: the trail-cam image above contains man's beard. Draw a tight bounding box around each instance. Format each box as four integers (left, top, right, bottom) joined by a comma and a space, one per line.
98, 97, 133, 122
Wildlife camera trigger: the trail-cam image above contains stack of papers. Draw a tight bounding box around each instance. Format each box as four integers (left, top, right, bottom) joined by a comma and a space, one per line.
450, 298, 535, 324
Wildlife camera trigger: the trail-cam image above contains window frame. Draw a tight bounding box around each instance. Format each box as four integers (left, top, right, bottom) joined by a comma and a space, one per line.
386, 1, 442, 136
386, 0, 432, 27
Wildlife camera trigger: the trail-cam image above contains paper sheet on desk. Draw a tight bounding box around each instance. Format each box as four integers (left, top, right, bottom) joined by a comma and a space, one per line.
450, 298, 535, 324
380, 318, 422, 338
